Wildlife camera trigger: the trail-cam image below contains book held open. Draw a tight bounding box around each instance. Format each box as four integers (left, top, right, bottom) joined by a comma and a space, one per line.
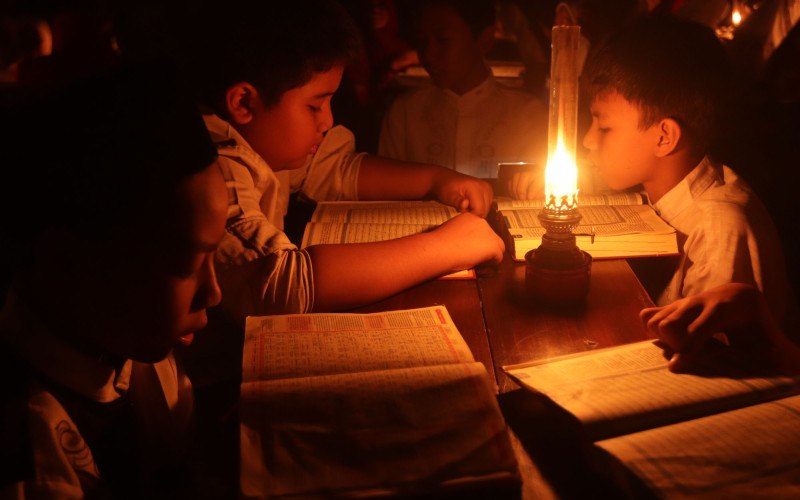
503, 339, 800, 498
240, 306, 519, 498
495, 193, 679, 260
300, 201, 474, 279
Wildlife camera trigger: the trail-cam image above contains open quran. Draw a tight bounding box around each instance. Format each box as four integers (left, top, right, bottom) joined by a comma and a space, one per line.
240, 306, 520, 498
495, 192, 679, 261
300, 200, 473, 278
504, 339, 800, 498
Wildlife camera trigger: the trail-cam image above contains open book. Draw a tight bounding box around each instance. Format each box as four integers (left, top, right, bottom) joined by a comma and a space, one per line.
503, 340, 800, 498
495, 192, 679, 261
240, 306, 519, 499
300, 200, 473, 279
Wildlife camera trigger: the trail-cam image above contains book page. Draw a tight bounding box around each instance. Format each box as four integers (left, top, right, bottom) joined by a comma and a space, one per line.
504, 340, 800, 440
311, 200, 458, 224
300, 222, 437, 247
503, 204, 674, 235
495, 191, 644, 210
509, 230, 679, 260
243, 306, 475, 383
596, 394, 800, 499
241, 362, 519, 498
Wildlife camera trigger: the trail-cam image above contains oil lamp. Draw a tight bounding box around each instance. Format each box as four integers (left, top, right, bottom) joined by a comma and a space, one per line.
525, 25, 591, 303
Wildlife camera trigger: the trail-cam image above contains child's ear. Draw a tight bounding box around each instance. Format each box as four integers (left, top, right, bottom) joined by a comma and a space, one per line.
654, 118, 682, 157
477, 26, 495, 56
225, 82, 259, 125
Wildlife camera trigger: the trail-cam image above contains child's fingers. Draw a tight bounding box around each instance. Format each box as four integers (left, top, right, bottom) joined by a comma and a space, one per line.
639, 306, 662, 326
646, 302, 702, 352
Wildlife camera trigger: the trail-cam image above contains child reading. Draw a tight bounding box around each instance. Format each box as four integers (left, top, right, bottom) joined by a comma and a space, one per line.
183, 0, 505, 318
580, 16, 793, 323
378, 0, 547, 178
0, 63, 227, 497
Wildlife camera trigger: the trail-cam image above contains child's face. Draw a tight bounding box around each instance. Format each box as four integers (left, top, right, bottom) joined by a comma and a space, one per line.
79, 162, 228, 363
582, 91, 660, 190
243, 65, 343, 171
414, 4, 488, 94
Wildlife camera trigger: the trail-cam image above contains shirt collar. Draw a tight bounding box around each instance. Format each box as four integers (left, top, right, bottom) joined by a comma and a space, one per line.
203, 113, 282, 197
0, 291, 131, 403
442, 73, 496, 107
652, 156, 722, 222
203, 113, 272, 169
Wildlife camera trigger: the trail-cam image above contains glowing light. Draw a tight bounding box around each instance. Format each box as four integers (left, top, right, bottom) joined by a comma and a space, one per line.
542, 25, 581, 212
732, 10, 742, 25
544, 136, 578, 211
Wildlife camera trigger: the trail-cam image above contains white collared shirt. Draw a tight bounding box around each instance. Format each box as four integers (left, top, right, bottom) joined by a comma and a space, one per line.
652, 157, 793, 321
204, 115, 364, 318
379, 76, 547, 178
0, 292, 194, 498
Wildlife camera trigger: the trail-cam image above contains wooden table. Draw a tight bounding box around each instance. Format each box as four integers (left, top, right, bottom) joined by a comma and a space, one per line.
354, 255, 655, 392
352, 251, 659, 500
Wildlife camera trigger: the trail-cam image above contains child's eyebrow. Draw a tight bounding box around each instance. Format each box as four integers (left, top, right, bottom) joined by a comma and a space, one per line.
312, 91, 337, 99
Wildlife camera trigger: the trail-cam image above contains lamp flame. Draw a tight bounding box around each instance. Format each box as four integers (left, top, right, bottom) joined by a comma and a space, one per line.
544, 136, 578, 211
732, 10, 742, 25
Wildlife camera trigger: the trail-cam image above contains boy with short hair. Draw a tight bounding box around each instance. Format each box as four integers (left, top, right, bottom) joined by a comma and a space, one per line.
378, 0, 547, 178
186, 0, 504, 319
0, 63, 227, 497
581, 16, 792, 322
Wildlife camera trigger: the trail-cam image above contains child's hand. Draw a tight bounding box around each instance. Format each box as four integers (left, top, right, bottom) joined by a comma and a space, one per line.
430, 170, 493, 217
639, 283, 797, 373
433, 213, 505, 270
508, 170, 544, 201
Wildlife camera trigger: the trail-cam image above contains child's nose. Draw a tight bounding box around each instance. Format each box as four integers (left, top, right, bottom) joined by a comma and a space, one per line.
197, 258, 222, 311
318, 106, 334, 133
582, 125, 597, 151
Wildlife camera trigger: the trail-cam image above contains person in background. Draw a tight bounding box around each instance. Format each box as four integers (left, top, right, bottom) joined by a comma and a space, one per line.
334, 0, 418, 153
378, 0, 547, 179
0, 62, 227, 498
641, 283, 800, 374
581, 16, 794, 326
173, 0, 503, 320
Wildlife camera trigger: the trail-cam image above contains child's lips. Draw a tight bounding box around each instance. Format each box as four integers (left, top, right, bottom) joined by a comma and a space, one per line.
177, 333, 194, 347
309, 144, 319, 154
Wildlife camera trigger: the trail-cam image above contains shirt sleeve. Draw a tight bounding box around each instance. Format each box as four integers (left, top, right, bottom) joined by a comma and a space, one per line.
289, 125, 364, 202
214, 155, 315, 319
215, 217, 314, 320
681, 204, 757, 301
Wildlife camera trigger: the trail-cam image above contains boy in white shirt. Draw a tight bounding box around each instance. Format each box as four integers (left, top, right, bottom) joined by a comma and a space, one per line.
581, 16, 792, 323
379, 0, 547, 178
185, 0, 505, 320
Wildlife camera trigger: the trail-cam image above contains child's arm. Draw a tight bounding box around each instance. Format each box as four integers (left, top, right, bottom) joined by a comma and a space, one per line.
357, 155, 494, 218
307, 212, 504, 311
640, 283, 800, 374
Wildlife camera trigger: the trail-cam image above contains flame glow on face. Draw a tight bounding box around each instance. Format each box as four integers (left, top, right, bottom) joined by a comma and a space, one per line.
544, 135, 578, 210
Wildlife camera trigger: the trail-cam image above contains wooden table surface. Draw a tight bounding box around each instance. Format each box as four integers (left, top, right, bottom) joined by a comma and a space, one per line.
352, 247, 659, 500
353, 255, 656, 392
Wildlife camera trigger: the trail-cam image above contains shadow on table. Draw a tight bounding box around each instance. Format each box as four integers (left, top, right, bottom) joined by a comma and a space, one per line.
498, 389, 657, 500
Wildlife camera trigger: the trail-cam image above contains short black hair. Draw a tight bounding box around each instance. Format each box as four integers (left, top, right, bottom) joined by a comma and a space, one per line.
0, 60, 216, 298
411, 0, 495, 39
581, 16, 732, 154
183, 0, 362, 112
